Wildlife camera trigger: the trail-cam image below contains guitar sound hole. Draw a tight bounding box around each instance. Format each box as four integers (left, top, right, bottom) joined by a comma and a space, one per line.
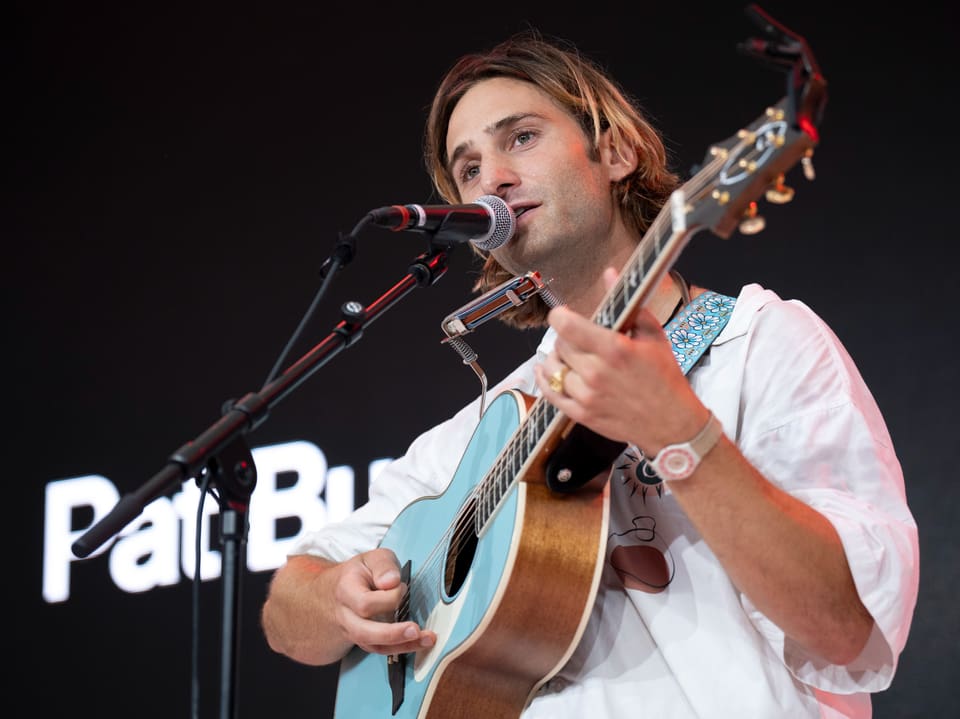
444, 500, 478, 597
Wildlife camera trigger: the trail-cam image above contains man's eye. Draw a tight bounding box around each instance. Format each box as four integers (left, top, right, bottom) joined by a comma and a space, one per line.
459, 164, 479, 182
514, 130, 536, 146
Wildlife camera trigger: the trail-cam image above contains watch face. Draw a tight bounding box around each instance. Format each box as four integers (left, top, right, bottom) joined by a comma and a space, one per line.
654, 447, 696, 480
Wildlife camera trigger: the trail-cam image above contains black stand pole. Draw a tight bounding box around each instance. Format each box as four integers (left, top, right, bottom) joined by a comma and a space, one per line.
71, 245, 451, 719
199, 434, 257, 719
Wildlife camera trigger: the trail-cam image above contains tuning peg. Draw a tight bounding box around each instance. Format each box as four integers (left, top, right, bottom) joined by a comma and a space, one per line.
765, 173, 795, 204
801, 149, 816, 181
738, 201, 766, 235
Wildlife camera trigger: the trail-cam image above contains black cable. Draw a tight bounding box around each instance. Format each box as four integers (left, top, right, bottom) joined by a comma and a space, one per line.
191, 469, 216, 719
261, 218, 368, 388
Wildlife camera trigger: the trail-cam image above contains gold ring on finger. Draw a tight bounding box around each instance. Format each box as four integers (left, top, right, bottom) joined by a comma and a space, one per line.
548, 365, 569, 394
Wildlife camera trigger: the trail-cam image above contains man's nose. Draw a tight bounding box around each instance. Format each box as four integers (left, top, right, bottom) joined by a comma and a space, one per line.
479, 160, 520, 197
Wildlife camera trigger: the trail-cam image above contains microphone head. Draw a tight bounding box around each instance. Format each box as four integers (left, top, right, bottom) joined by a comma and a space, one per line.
472, 195, 516, 251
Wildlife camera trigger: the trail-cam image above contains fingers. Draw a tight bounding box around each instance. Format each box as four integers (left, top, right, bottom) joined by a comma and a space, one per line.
336, 551, 436, 656
602, 266, 619, 291
547, 304, 602, 352
535, 267, 706, 450
358, 621, 437, 656
543, 305, 631, 386
339, 554, 400, 621
535, 307, 603, 406
361, 548, 403, 590
534, 284, 681, 440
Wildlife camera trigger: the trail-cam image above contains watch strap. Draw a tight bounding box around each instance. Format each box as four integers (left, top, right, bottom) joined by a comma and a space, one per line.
649, 411, 724, 481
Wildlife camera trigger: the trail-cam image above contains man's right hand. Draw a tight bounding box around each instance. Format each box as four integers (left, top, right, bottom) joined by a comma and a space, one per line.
261, 549, 435, 666
331, 549, 437, 656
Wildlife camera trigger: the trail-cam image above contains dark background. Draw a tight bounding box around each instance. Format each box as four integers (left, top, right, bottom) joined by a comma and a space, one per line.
9, 2, 957, 717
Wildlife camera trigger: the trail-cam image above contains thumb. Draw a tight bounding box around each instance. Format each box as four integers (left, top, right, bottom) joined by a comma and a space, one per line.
602, 266, 620, 292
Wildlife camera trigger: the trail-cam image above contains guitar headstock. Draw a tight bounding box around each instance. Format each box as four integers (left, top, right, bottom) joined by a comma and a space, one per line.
675, 4, 828, 240
677, 97, 817, 240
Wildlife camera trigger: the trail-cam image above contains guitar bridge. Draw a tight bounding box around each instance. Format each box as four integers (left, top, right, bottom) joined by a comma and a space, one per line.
387, 560, 412, 715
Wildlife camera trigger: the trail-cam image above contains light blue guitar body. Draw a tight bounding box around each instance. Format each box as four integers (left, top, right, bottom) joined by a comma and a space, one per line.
334, 389, 609, 719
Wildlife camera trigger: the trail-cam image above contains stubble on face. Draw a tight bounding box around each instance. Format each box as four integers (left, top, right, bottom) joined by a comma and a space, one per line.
447, 77, 636, 314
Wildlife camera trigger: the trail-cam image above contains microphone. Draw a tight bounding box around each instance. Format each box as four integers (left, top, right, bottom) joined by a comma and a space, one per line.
367, 194, 515, 250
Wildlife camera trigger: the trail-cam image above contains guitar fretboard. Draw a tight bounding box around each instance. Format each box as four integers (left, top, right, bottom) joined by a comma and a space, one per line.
473, 150, 728, 533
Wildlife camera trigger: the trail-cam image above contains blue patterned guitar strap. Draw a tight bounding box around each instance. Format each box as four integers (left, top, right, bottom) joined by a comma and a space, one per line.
665, 290, 736, 374
622, 289, 737, 499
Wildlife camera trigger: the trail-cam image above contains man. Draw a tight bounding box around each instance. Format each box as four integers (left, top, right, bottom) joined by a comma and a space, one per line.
261, 32, 918, 718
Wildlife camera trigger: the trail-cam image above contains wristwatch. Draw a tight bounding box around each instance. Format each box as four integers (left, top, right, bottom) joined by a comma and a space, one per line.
649, 411, 724, 481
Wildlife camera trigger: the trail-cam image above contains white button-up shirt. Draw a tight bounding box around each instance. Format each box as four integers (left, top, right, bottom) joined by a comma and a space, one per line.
292, 283, 919, 718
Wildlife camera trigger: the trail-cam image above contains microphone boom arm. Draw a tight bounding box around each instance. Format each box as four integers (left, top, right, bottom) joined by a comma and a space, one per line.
71, 245, 451, 559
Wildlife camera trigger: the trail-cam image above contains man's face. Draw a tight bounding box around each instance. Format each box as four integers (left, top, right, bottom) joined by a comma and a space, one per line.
445, 77, 625, 283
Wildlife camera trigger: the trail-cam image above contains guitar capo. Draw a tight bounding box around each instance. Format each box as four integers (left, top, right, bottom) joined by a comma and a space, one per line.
736, 4, 828, 138
441, 271, 563, 418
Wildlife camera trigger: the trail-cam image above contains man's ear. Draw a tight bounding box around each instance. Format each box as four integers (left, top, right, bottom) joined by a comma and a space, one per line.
600, 128, 638, 182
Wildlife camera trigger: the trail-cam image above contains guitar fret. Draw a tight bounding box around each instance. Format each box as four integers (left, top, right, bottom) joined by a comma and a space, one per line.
478, 475, 489, 529
627, 259, 641, 290
490, 462, 503, 513
621, 278, 632, 317
500, 453, 510, 493
598, 302, 614, 329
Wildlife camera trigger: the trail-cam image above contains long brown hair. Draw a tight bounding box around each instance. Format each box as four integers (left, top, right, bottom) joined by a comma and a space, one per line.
424, 31, 680, 328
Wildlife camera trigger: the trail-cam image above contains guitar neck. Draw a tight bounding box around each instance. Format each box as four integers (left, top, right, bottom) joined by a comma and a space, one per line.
476, 151, 727, 530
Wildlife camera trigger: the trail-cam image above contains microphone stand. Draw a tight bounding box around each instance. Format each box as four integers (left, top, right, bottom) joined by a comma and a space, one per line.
71, 243, 452, 719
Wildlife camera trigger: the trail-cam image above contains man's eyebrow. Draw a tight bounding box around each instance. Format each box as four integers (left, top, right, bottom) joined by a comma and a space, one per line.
447, 112, 546, 172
